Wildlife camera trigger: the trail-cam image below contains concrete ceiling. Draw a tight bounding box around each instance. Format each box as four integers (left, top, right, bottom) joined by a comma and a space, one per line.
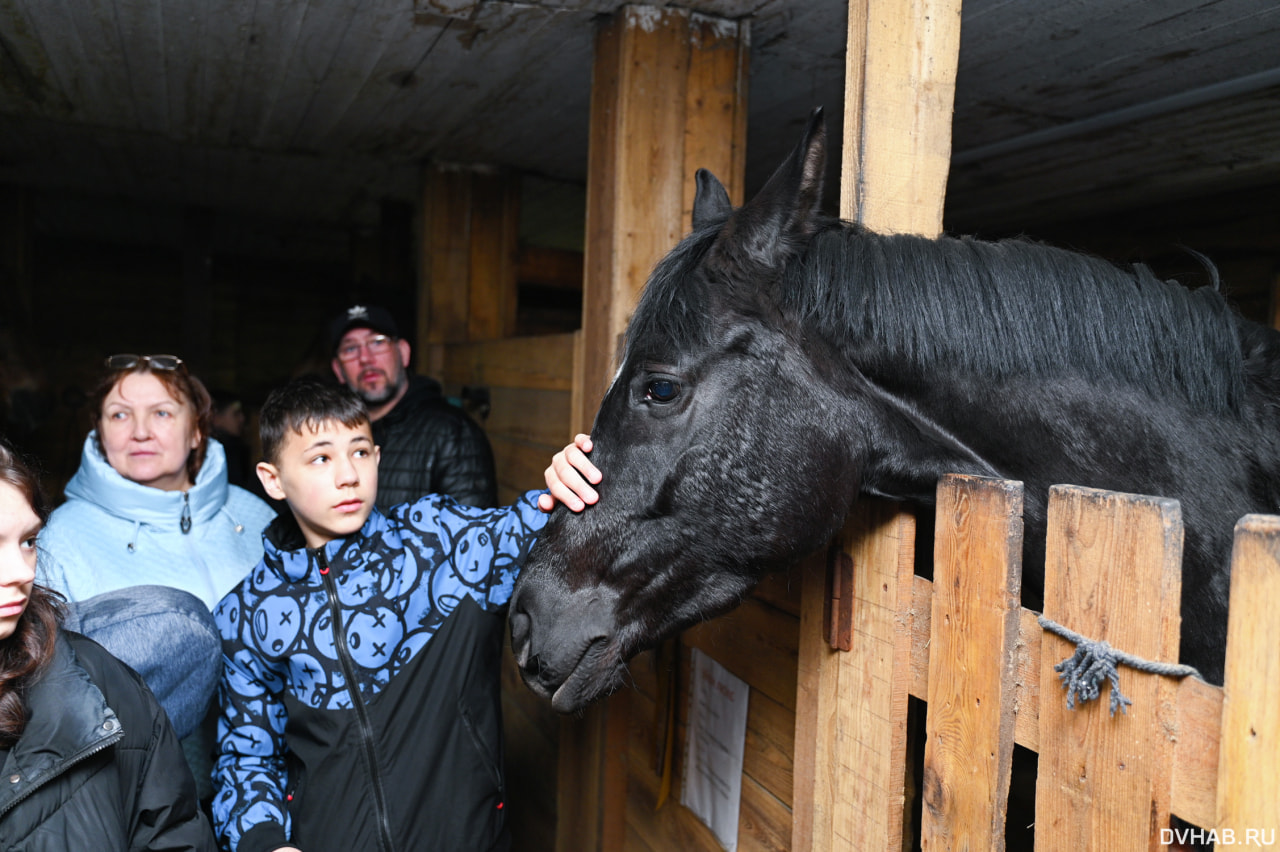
1, 0, 1277, 242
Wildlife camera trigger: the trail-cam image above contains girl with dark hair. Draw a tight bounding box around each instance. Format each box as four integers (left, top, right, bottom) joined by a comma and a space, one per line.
0, 438, 215, 850
38, 355, 276, 740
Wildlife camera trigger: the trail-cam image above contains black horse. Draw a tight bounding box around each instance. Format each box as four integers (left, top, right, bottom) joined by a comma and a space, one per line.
510, 109, 1280, 714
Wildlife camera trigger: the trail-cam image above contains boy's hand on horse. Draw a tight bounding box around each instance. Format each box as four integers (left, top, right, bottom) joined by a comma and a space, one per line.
540, 434, 600, 512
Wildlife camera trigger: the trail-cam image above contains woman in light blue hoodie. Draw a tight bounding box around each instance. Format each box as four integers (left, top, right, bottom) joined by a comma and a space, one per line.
39, 354, 276, 739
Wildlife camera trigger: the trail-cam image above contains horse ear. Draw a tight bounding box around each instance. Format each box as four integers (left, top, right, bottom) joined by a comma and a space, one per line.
692, 169, 733, 230
712, 107, 826, 271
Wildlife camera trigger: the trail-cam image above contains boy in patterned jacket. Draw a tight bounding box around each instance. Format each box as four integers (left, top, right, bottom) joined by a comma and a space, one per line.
210, 377, 599, 852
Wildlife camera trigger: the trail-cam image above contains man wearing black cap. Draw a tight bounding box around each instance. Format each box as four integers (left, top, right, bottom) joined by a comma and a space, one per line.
328, 304, 498, 509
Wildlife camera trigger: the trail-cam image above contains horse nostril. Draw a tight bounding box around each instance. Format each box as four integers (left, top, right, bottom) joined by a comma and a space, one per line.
509, 610, 532, 667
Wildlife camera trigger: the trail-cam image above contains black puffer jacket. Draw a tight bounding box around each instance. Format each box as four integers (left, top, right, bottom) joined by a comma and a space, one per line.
371, 376, 498, 510
0, 631, 214, 851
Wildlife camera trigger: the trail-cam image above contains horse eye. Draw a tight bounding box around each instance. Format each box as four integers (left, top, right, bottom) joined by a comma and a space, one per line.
646, 378, 680, 403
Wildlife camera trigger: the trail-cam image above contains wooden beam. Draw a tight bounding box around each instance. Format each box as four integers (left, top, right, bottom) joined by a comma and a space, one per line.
1216, 515, 1280, 841
795, 2, 960, 851
576, 4, 748, 435
841, 0, 962, 236
560, 7, 748, 851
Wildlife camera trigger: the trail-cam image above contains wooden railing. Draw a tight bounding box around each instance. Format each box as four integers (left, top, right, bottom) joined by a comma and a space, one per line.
795, 474, 1279, 850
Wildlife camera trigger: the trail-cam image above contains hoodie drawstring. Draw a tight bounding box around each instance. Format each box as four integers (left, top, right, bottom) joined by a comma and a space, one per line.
126, 521, 142, 553
180, 492, 192, 534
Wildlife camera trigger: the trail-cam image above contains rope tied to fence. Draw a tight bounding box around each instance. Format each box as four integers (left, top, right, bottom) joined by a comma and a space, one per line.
1037, 615, 1203, 717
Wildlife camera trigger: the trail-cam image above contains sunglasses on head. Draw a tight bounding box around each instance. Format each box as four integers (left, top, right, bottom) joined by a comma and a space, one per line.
105, 354, 186, 371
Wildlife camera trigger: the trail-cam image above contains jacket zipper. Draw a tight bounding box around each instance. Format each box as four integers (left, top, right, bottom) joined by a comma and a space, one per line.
317, 548, 395, 852
0, 727, 124, 817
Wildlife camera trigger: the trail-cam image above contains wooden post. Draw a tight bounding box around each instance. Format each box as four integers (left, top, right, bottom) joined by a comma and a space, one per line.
842, 0, 962, 236
794, 1, 960, 850
575, 3, 748, 434
1216, 515, 1280, 841
1035, 486, 1183, 851
794, 503, 916, 851
560, 7, 747, 851
418, 164, 520, 356
922, 475, 1023, 851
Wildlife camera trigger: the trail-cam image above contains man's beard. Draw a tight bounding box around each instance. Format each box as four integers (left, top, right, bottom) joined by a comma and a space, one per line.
356, 369, 407, 407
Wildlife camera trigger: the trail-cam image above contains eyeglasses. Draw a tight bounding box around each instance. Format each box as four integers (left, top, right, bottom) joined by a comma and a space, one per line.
336, 335, 394, 362
105, 354, 186, 371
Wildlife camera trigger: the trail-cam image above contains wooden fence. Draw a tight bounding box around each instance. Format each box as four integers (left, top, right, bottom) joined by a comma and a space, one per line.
796, 473, 1280, 851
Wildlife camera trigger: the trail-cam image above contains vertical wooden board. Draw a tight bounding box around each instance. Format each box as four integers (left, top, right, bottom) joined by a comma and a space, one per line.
611, 7, 688, 340
467, 171, 520, 341
1035, 486, 1183, 852
682, 13, 749, 220
842, 0, 962, 237
1216, 515, 1280, 838
923, 475, 1024, 851
578, 15, 622, 427
421, 167, 473, 345
792, 553, 831, 852
794, 502, 915, 852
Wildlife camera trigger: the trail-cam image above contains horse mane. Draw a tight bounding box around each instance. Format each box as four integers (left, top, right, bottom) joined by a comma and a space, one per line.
785, 222, 1247, 413
628, 217, 1246, 413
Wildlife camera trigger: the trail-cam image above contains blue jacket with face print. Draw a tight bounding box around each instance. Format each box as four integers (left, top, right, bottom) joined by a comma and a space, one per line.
211, 491, 549, 852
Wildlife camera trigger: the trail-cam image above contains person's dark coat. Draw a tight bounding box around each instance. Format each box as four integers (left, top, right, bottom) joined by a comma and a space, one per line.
0, 630, 215, 851
371, 376, 497, 510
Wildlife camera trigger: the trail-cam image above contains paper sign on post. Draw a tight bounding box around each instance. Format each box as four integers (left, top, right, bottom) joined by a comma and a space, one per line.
680, 647, 749, 851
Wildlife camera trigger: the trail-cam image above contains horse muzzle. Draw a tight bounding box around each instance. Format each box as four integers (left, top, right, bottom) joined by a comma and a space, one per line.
509, 569, 626, 713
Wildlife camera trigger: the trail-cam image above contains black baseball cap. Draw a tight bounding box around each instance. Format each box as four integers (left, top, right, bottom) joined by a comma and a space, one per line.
326, 304, 401, 354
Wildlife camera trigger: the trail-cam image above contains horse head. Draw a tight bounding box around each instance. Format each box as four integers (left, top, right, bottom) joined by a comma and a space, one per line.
509, 111, 880, 712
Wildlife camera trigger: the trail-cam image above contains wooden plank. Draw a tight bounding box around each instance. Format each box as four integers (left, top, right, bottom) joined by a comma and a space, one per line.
793, 503, 915, 852
1035, 486, 1183, 852
421, 166, 473, 347
483, 386, 573, 448
1171, 676, 1223, 830
1216, 514, 1280, 840
842, 0, 962, 236
517, 245, 584, 290
683, 595, 799, 712
624, 672, 794, 852
922, 475, 1024, 851
467, 171, 520, 341
490, 434, 556, 496
438, 333, 577, 392
682, 12, 749, 218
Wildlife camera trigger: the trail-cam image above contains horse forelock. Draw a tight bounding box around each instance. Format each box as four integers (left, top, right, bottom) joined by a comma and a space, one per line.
624, 225, 723, 362
776, 224, 1248, 413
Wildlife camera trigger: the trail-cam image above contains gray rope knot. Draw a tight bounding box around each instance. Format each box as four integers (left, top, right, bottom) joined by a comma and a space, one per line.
1037, 615, 1203, 717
